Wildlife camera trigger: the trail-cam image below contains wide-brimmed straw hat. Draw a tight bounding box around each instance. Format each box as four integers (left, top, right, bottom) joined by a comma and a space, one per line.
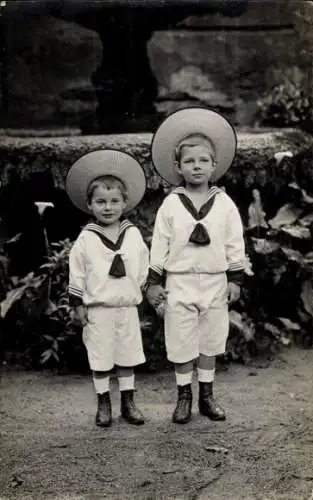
151, 107, 237, 185
66, 149, 146, 213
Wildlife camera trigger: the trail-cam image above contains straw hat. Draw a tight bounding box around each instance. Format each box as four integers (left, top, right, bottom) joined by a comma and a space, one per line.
151, 107, 237, 185
66, 149, 146, 214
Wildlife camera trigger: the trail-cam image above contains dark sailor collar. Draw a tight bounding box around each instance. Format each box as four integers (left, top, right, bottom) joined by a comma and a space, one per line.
83, 219, 134, 278
172, 185, 222, 221
83, 218, 134, 251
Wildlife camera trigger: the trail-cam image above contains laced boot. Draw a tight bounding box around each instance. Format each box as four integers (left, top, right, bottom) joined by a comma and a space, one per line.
95, 392, 112, 427
198, 382, 226, 421
120, 390, 145, 425
172, 384, 192, 424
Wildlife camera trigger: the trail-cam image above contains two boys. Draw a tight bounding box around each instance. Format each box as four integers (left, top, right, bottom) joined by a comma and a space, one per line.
66, 108, 246, 427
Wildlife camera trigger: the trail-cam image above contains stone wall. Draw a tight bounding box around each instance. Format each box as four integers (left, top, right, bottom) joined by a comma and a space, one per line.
149, 0, 312, 125
0, 0, 312, 129
0, 128, 311, 194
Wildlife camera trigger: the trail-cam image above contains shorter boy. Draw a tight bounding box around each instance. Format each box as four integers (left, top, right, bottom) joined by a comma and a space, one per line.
66, 149, 149, 427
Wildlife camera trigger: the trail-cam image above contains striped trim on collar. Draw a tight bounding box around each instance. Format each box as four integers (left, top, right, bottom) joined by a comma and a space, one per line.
172, 186, 222, 221
84, 219, 133, 238
172, 185, 222, 200
83, 219, 134, 251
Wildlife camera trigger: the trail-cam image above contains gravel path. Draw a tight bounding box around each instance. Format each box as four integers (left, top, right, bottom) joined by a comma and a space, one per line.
1, 347, 313, 500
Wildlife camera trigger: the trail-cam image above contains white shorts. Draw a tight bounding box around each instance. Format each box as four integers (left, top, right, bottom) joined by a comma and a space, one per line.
164, 273, 229, 363
83, 306, 145, 371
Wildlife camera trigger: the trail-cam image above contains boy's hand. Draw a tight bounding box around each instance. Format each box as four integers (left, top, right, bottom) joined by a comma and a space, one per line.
155, 300, 166, 318
74, 305, 88, 327
146, 284, 168, 308
228, 283, 241, 304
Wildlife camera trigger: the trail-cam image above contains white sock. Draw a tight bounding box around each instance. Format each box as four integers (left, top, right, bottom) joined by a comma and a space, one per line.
118, 374, 135, 391
175, 371, 193, 386
92, 374, 110, 394
197, 368, 215, 383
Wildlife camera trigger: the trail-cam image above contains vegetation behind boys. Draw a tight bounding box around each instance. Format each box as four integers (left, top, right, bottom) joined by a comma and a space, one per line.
1, 154, 313, 372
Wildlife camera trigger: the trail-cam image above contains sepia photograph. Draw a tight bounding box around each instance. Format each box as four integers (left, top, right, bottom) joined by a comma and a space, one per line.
0, 1, 313, 499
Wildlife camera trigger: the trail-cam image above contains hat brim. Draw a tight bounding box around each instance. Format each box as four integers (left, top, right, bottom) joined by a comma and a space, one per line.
66, 149, 146, 214
151, 107, 237, 185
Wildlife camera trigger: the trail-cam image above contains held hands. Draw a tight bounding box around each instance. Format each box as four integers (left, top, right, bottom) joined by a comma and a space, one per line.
74, 305, 88, 327
146, 284, 168, 306
228, 282, 241, 304
146, 284, 168, 317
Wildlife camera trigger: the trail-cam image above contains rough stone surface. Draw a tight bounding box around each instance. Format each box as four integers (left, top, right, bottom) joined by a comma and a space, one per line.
149, 0, 310, 125
180, 1, 299, 27
2, 16, 102, 127
0, 129, 311, 192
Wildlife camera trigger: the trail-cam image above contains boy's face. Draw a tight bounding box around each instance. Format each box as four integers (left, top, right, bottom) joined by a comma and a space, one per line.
176, 144, 215, 186
87, 185, 126, 226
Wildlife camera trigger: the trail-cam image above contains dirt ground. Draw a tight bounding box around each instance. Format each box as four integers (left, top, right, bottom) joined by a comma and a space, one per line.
1, 347, 313, 500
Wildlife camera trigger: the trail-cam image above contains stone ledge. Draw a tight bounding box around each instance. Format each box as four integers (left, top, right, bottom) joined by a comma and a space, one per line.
0, 128, 312, 190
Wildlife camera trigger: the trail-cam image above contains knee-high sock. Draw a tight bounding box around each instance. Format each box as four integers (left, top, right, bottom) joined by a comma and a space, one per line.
118, 374, 135, 391
92, 373, 110, 394
197, 368, 215, 383
175, 371, 193, 386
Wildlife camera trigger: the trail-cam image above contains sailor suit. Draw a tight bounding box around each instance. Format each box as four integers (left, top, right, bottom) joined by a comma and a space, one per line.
148, 186, 246, 363
69, 219, 148, 371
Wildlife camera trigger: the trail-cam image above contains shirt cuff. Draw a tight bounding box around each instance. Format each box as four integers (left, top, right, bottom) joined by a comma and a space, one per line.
226, 270, 244, 285
69, 294, 84, 307
146, 267, 164, 286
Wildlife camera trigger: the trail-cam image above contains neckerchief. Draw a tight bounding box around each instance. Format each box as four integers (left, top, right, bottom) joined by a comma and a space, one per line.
84, 219, 134, 277
172, 186, 222, 246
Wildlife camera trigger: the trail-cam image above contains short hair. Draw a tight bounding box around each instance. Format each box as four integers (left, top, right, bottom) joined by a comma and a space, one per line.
86, 175, 128, 204
174, 133, 216, 163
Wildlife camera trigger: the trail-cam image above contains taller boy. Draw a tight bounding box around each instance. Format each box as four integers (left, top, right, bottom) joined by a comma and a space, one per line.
146, 108, 246, 424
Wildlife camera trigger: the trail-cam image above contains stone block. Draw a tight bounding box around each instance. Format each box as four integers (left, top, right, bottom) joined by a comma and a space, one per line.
2, 16, 102, 127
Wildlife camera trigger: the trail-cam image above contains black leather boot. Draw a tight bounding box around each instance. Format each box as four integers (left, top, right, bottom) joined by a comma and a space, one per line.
198, 382, 226, 421
96, 392, 112, 427
120, 390, 145, 425
172, 384, 192, 424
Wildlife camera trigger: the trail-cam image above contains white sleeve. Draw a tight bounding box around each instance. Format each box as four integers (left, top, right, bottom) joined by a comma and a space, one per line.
68, 234, 86, 302
148, 200, 172, 283
225, 198, 246, 278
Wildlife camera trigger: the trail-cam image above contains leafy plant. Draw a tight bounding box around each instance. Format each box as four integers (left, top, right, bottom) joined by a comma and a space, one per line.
0, 239, 86, 371
225, 181, 313, 364
257, 78, 313, 132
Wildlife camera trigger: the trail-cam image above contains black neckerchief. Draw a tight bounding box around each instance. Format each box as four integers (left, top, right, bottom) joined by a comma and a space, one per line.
173, 186, 222, 246
84, 219, 134, 277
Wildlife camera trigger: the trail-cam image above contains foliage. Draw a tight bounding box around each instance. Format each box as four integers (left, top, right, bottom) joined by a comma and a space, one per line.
257, 77, 313, 132
1, 181, 313, 372
0, 239, 87, 372
257, 4, 313, 132
226, 181, 313, 364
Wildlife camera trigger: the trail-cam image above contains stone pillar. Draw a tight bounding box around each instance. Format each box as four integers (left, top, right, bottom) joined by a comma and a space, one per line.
86, 15, 159, 134
73, 2, 249, 133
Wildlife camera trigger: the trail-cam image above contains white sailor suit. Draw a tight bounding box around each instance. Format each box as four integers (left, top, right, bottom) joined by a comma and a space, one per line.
148, 186, 246, 363
69, 219, 149, 371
